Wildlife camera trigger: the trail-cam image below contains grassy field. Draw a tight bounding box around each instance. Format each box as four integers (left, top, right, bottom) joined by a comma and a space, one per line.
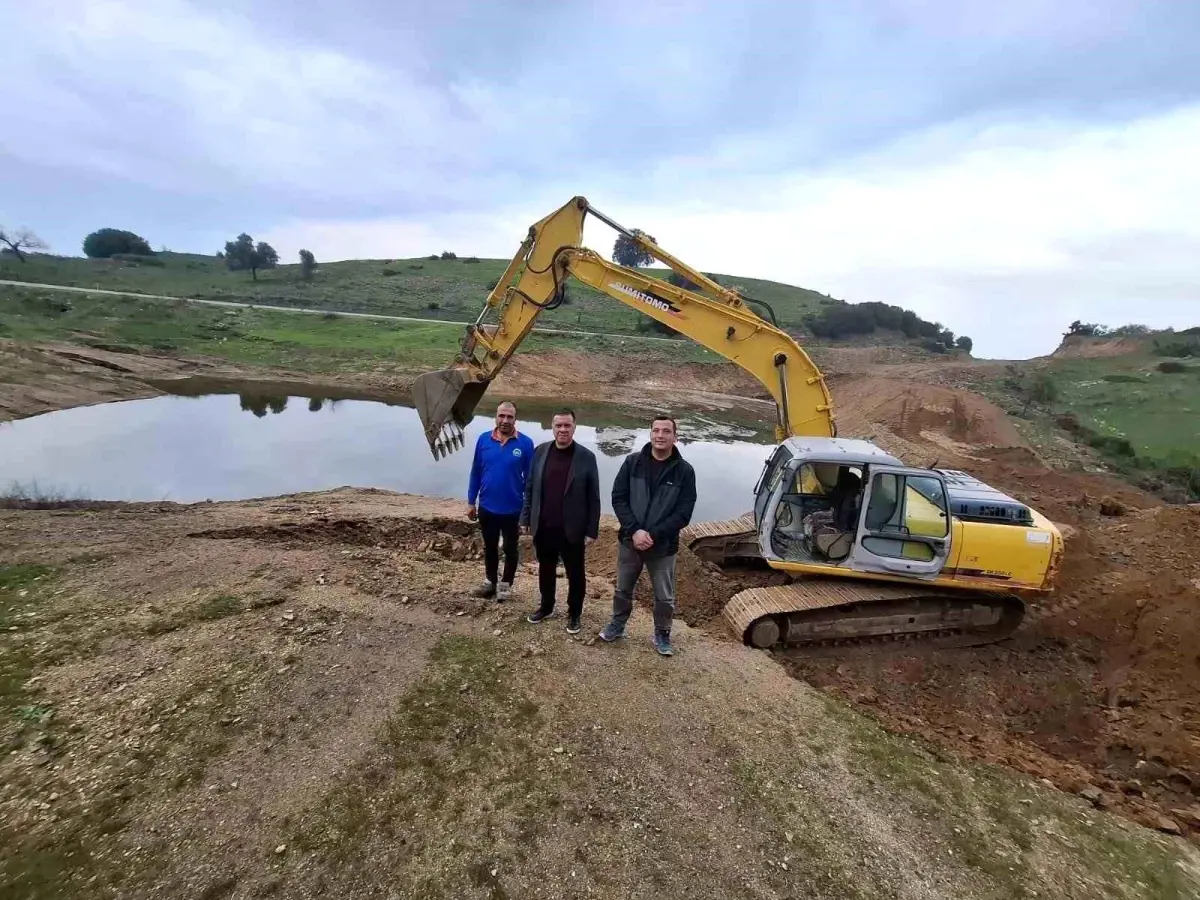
0, 250, 836, 339
0, 283, 721, 375
986, 344, 1200, 500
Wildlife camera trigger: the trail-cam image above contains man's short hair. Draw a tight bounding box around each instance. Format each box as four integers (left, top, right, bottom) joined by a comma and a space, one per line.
497, 400, 517, 414
651, 413, 677, 433
552, 408, 576, 422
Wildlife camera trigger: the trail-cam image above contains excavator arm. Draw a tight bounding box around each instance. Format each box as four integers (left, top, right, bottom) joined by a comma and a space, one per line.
412, 195, 837, 457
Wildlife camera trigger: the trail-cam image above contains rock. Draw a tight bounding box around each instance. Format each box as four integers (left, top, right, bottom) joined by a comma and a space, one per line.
1171, 806, 1200, 829
553, 746, 565, 754
1152, 815, 1182, 836
282, 612, 296, 622
492, 629, 503, 636
275, 844, 287, 854
1080, 786, 1103, 805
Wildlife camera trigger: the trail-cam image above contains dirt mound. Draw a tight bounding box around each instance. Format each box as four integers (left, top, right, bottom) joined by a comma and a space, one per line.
782, 504, 1200, 841
829, 375, 1027, 459
189, 516, 483, 561
1053, 335, 1148, 359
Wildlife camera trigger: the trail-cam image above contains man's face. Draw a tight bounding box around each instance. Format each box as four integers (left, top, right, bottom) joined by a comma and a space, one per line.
552, 414, 576, 446
495, 404, 516, 435
650, 418, 676, 453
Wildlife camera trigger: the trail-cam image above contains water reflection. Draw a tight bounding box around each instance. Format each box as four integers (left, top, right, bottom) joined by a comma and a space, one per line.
0, 391, 776, 522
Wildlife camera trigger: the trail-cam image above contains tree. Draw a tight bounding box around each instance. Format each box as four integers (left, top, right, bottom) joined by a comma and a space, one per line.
0, 226, 48, 262
612, 229, 654, 267
299, 249, 317, 280
955, 335, 973, 353
223, 233, 279, 280
1067, 320, 1108, 337
82, 228, 153, 258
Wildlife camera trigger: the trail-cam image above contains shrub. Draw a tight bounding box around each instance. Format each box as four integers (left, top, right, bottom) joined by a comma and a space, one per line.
440, 251, 457, 260
111, 252, 165, 267
1158, 361, 1189, 374
463, 256, 480, 264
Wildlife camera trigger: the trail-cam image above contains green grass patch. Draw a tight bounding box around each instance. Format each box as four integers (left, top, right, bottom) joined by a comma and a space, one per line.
0, 284, 724, 373
288, 634, 551, 894
0, 564, 56, 741
1, 250, 838, 340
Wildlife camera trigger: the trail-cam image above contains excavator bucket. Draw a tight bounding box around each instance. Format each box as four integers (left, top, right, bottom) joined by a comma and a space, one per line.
412, 366, 491, 459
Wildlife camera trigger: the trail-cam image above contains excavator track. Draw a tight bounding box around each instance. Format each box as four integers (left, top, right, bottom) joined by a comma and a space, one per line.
722, 579, 1024, 652
684, 514, 760, 564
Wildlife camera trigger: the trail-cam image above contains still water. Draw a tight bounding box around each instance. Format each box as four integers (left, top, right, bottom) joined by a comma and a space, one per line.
0, 391, 778, 522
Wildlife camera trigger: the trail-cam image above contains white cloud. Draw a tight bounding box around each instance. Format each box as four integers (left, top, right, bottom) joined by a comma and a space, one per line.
265, 103, 1200, 359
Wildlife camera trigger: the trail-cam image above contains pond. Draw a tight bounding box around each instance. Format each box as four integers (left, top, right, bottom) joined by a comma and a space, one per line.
0, 386, 779, 522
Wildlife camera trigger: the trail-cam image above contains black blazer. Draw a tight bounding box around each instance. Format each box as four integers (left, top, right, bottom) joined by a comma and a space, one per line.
519, 440, 601, 544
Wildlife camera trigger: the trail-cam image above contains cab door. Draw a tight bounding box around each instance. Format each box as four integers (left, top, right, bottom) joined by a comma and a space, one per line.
848, 466, 952, 578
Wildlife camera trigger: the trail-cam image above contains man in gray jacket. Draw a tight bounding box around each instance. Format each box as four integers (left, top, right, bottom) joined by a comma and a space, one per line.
519, 409, 601, 634
599, 414, 697, 656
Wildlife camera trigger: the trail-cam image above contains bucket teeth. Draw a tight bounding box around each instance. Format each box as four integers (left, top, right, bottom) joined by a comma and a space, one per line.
431, 421, 466, 459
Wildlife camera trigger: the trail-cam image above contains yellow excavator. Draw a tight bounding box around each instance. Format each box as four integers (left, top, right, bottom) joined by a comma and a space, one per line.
412, 196, 1064, 651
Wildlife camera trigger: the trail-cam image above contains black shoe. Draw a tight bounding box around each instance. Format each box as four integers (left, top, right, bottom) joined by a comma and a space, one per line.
527, 608, 552, 624
566, 616, 581, 634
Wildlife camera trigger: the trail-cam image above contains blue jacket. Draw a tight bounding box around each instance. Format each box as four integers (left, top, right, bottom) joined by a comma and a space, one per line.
467, 429, 535, 516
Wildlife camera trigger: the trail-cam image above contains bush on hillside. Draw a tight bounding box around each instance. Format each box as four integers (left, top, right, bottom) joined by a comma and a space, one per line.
666, 271, 701, 292
1153, 338, 1200, 358
463, 256, 479, 264
83, 228, 153, 259
803, 300, 965, 349
440, 251, 457, 260
1158, 361, 1189, 373
955, 335, 973, 353
111, 252, 165, 267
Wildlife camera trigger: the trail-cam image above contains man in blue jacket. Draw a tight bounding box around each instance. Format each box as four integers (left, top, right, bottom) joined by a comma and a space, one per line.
467, 400, 535, 601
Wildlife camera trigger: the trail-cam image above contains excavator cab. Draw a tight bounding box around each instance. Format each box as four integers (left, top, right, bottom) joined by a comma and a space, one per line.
754, 438, 955, 578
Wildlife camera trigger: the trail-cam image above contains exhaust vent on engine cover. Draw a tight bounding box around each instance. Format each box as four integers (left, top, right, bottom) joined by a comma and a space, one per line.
936, 469, 1035, 526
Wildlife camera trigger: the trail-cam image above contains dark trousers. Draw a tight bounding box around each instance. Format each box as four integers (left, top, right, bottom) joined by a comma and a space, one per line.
479, 508, 520, 584
534, 526, 586, 618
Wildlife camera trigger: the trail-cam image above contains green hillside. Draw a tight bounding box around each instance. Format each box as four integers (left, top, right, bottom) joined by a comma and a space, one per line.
987, 328, 1200, 501
0, 251, 965, 350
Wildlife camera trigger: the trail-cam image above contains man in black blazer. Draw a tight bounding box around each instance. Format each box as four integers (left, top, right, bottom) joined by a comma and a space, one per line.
519, 408, 601, 634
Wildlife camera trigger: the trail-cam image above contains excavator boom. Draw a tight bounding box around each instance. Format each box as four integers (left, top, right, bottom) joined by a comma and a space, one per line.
412, 196, 836, 457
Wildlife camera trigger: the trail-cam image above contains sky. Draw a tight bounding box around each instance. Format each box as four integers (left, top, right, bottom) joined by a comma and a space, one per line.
2, 0, 1198, 359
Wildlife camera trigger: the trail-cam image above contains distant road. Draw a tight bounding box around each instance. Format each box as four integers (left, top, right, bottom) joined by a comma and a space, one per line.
0, 279, 681, 344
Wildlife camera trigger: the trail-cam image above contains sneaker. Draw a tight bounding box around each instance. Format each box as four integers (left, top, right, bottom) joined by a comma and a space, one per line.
472, 581, 496, 598
652, 630, 674, 656
497, 581, 512, 602
527, 607, 551, 624
566, 616, 582, 635
598, 623, 624, 643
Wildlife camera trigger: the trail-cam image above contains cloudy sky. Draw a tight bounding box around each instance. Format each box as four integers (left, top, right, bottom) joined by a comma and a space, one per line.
3, 0, 1198, 359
